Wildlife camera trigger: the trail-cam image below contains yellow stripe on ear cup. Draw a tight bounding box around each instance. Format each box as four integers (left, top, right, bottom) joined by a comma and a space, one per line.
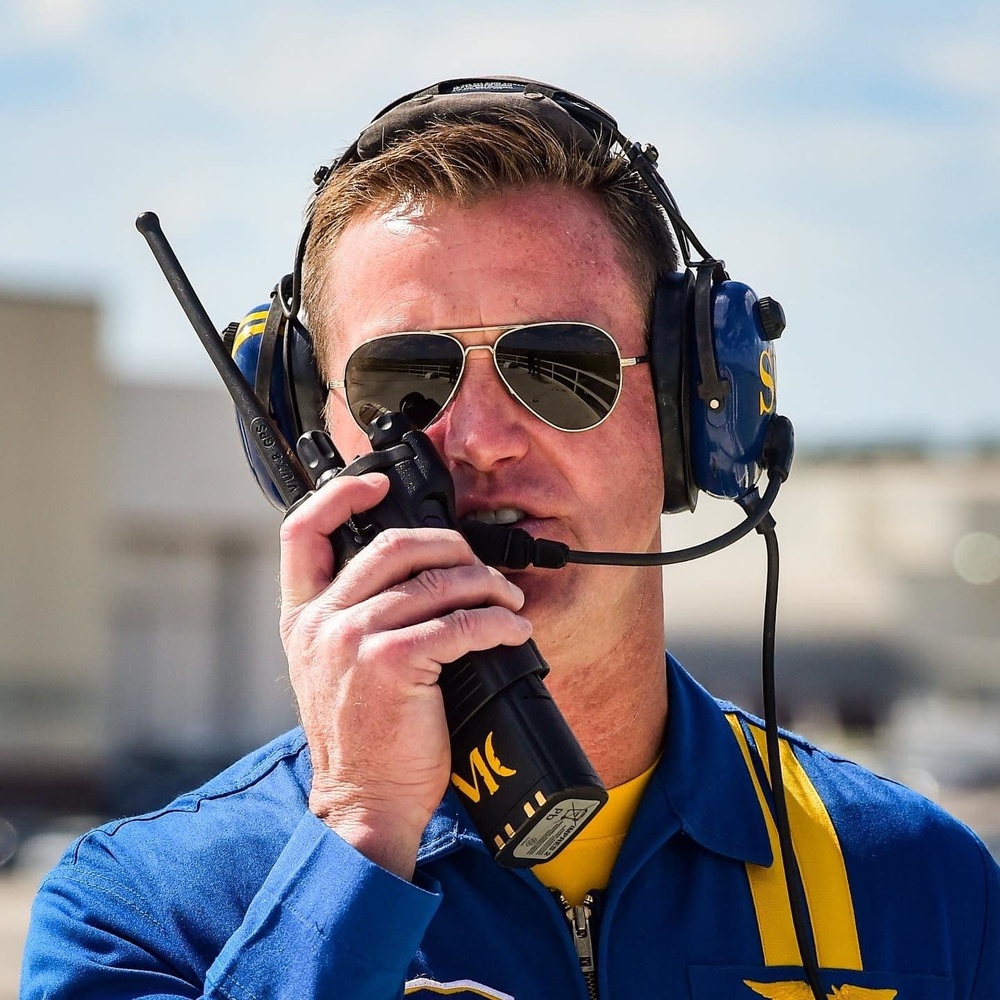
727, 713, 863, 972
232, 308, 269, 353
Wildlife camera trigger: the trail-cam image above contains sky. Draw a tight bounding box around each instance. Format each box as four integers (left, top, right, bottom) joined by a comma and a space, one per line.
1, 0, 998, 448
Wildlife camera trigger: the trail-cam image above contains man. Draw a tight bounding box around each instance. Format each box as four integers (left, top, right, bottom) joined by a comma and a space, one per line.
22, 79, 999, 999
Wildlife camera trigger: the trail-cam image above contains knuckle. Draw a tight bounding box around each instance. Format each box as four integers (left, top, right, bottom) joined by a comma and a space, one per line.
367, 528, 416, 561
286, 602, 361, 658
355, 630, 391, 668
325, 602, 379, 654
446, 607, 477, 639
324, 612, 362, 652
414, 566, 450, 601
278, 512, 307, 546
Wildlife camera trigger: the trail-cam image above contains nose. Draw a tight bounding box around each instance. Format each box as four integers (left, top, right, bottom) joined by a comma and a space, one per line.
424, 351, 531, 473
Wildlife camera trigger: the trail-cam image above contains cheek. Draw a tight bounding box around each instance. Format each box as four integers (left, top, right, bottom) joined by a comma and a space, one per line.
563, 402, 664, 540
609, 389, 665, 490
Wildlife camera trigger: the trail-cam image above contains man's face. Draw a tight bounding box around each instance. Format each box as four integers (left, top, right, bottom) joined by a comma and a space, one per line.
320, 184, 665, 667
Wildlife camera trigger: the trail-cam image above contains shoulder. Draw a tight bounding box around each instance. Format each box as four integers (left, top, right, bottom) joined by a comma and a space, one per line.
37, 729, 311, 943
25, 730, 447, 992
721, 705, 1000, 989
727, 704, 999, 928
729, 704, 992, 861
70, 727, 310, 863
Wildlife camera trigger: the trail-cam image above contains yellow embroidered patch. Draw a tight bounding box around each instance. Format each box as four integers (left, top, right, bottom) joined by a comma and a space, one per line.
404, 978, 515, 1000
744, 980, 897, 999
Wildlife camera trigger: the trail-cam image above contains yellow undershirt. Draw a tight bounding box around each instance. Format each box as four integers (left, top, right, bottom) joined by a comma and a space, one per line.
531, 756, 660, 906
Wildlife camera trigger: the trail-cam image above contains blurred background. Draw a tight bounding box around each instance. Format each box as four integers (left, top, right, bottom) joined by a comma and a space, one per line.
2, 0, 999, 991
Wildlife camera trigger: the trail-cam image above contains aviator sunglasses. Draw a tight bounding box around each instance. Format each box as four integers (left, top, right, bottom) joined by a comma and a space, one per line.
326, 322, 649, 433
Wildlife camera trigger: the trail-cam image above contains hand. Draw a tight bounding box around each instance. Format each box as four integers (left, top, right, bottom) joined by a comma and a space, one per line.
279, 473, 532, 879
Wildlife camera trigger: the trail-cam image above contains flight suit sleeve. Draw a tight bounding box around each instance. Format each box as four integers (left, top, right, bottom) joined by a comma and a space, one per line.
20, 811, 441, 1000
971, 840, 1000, 1000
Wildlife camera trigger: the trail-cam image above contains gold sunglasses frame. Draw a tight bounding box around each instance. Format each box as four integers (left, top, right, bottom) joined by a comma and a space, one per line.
326, 322, 649, 433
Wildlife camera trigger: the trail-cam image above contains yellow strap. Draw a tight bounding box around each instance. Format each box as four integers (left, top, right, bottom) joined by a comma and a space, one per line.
727, 714, 801, 966
748, 723, 862, 971
726, 715, 863, 971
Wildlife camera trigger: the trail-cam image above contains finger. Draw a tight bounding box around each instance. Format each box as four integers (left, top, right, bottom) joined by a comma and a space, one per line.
325, 526, 482, 609
364, 606, 534, 679
280, 473, 390, 610
347, 563, 525, 636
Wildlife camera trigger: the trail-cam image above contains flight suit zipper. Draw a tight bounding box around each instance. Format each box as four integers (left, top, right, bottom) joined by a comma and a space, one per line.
556, 892, 600, 1000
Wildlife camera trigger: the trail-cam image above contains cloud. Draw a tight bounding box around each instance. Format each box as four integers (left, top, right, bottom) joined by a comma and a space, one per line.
8, 0, 102, 45
0, 0, 997, 442
905, 2, 1000, 104
38, 0, 829, 129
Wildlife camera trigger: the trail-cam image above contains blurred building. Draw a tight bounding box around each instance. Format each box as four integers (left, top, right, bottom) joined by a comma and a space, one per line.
1, 290, 999, 821
106, 382, 291, 811
0, 291, 109, 811
666, 447, 1000, 733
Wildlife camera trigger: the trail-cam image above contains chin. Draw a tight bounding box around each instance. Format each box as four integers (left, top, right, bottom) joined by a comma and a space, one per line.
506, 564, 587, 653
506, 562, 565, 602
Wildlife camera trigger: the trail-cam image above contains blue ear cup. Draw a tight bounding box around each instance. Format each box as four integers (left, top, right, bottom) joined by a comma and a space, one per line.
690, 278, 781, 500
230, 294, 325, 509
650, 266, 784, 513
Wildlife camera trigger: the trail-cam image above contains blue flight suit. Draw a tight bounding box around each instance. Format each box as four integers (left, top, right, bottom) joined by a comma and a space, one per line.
21, 658, 1000, 998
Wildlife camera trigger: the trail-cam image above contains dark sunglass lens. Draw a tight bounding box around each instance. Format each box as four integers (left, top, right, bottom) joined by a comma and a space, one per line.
496, 324, 621, 430
345, 335, 464, 429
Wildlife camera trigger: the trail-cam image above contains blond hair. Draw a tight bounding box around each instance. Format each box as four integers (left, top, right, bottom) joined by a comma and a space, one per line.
302, 111, 677, 368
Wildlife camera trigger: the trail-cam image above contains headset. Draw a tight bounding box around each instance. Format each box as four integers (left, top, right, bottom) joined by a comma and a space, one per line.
226, 76, 787, 516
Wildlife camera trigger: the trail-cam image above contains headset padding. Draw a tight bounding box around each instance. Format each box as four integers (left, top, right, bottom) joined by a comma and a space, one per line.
283, 317, 326, 442
651, 271, 697, 514
254, 298, 284, 403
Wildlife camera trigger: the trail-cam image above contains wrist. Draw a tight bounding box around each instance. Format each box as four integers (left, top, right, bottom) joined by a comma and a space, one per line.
309, 790, 429, 880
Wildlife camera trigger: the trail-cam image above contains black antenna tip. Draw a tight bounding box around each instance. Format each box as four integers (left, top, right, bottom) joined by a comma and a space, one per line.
135, 211, 160, 235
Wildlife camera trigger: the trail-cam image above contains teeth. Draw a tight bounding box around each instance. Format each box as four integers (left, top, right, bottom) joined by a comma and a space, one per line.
495, 507, 525, 525
468, 507, 526, 525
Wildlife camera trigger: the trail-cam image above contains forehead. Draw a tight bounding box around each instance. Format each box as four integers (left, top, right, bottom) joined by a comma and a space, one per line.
319, 184, 646, 354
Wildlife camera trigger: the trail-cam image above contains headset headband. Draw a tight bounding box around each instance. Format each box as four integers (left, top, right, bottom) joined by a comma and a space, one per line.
347, 78, 612, 168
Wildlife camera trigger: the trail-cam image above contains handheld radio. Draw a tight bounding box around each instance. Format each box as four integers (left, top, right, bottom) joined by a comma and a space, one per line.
303, 414, 607, 865
136, 211, 607, 867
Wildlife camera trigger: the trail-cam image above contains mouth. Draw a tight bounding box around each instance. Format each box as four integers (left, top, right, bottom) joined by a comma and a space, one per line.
457, 509, 540, 572
462, 506, 528, 526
